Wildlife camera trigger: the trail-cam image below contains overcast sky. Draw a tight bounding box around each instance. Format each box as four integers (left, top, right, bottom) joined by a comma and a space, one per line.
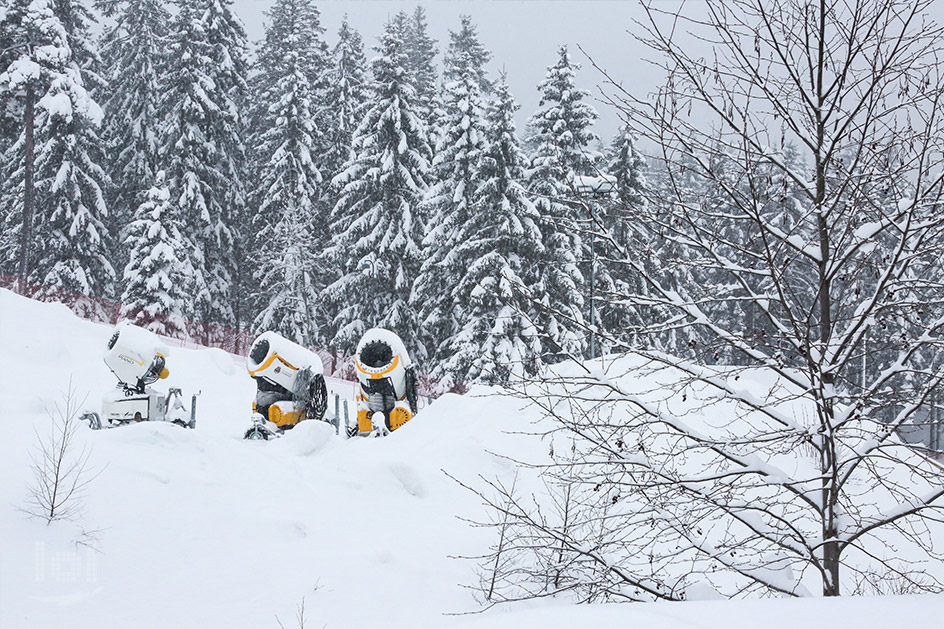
233, 0, 662, 142
232, 0, 944, 148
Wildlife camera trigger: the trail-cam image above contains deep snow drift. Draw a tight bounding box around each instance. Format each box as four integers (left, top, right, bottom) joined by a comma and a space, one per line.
0, 288, 941, 627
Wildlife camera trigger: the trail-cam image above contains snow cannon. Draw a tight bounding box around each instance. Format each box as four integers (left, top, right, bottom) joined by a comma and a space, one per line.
103, 321, 171, 391
243, 331, 328, 440
81, 322, 198, 430
351, 328, 419, 437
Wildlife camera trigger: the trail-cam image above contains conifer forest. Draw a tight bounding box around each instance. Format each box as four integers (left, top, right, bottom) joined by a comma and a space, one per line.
3, 0, 944, 440
1, 0, 649, 386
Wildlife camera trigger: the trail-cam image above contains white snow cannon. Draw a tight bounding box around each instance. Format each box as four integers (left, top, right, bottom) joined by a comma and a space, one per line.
351, 327, 419, 437
243, 331, 328, 440
82, 322, 197, 430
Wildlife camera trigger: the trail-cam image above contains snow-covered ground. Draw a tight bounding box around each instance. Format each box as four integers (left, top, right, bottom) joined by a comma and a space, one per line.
0, 288, 941, 627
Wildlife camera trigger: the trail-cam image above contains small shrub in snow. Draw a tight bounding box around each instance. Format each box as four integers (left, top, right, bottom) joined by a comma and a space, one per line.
22, 387, 100, 524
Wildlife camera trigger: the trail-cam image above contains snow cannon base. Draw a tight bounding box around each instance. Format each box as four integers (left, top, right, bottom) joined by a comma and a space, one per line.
351, 402, 413, 437
83, 387, 198, 430
244, 414, 281, 440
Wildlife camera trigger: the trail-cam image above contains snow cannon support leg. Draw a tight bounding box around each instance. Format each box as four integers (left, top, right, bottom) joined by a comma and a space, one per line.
245, 413, 278, 440
81, 412, 102, 431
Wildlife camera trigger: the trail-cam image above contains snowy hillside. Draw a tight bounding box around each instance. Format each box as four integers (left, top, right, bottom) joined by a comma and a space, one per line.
0, 288, 942, 627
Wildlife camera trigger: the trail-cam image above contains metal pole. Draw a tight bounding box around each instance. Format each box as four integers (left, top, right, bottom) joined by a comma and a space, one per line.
343, 399, 349, 438
933, 390, 940, 452
589, 198, 596, 360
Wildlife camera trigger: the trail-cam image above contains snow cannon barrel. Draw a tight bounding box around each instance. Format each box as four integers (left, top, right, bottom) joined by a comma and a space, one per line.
245, 331, 328, 435
354, 328, 412, 396
103, 322, 170, 392
353, 328, 418, 435
246, 331, 324, 392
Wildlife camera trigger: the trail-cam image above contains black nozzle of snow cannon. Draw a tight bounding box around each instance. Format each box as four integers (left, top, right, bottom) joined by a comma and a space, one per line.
360, 340, 394, 368
249, 338, 270, 366
143, 354, 166, 385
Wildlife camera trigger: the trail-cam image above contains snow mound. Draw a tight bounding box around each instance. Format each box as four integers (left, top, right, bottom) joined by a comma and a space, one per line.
0, 289, 536, 628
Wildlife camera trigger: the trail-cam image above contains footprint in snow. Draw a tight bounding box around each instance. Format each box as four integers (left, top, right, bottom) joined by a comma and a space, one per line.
388, 463, 425, 498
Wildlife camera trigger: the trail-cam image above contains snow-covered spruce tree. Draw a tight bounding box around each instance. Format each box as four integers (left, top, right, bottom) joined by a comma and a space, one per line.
325, 16, 431, 356
0, 1, 21, 154
442, 74, 544, 385
593, 125, 649, 350
323, 14, 368, 181
159, 0, 248, 340
314, 15, 369, 351
37, 0, 114, 313
33, 79, 116, 316
0, 0, 34, 280
606, 125, 647, 246
247, 0, 329, 346
119, 170, 189, 337
488, 0, 944, 601
526, 45, 599, 361
0, 0, 111, 302
621, 152, 713, 357
252, 203, 322, 347
0, 0, 115, 315
442, 15, 492, 95
413, 17, 491, 371
403, 6, 438, 137
529, 45, 598, 177
702, 141, 813, 365
96, 0, 170, 274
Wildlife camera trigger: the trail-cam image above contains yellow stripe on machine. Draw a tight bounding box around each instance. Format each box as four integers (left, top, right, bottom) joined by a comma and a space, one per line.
248, 353, 298, 378
120, 353, 146, 366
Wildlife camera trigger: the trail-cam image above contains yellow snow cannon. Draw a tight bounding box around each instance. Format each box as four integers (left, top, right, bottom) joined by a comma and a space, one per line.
81, 322, 197, 430
351, 328, 419, 437
244, 331, 328, 440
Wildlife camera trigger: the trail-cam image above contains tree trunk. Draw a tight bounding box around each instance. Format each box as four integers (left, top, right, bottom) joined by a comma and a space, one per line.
812, 0, 842, 596
823, 532, 841, 596
16, 85, 36, 290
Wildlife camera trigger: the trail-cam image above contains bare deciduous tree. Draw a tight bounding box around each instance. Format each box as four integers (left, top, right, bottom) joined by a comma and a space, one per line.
23, 388, 99, 523
477, 0, 944, 601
